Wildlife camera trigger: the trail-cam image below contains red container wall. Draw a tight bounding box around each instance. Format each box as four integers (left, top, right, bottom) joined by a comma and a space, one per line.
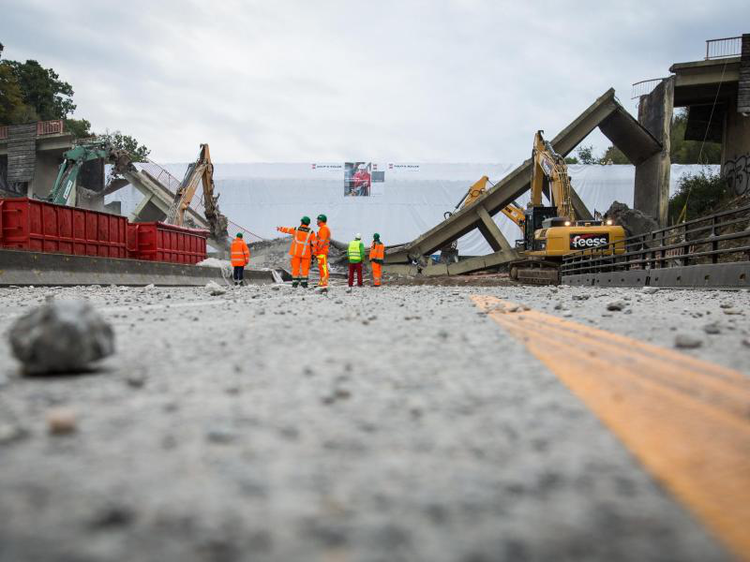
0, 198, 128, 258
132, 222, 208, 264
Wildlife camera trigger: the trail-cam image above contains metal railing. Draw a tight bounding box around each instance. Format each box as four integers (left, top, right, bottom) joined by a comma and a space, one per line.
0, 120, 64, 140
631, 78, 667, 100
705, 36, 742, 60
36, 119, 64, 136
561, 204, 750, 277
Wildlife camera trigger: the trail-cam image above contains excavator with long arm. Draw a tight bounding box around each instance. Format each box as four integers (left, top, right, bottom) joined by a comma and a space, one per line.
165, 144, 229, 250
505, 131, 625, 284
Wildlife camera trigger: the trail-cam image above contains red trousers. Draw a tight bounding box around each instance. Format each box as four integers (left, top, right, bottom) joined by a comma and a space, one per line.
348, 262, 363, 287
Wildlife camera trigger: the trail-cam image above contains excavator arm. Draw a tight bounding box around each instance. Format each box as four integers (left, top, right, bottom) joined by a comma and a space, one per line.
166, 144, 229, 251
49, 143, 116, 206
530, 130, 575, 221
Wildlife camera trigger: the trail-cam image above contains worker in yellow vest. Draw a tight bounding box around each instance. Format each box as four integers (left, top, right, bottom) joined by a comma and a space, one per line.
347, 233, 365, 290
369, 233, 385, 287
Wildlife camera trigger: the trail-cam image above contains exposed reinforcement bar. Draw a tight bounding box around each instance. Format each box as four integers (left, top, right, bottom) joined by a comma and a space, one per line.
0, 249, 277, 286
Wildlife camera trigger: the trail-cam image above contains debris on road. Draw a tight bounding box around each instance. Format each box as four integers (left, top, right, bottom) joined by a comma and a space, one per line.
674, 334, 703, 349
46, 408, 77, 435
205, 281, 227, 296
9, 301, 115, 375
606, 300, 626, 311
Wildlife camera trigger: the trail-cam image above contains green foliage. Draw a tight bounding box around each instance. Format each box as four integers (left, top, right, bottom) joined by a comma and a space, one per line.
668, 169, 730, 223
97, 130, 151, 162
6, 59, 75, 121
64, 118, 92, 139
575, 145, 597, 165
670, 109, 721, 165
600, 145, 630, 164
564, 155, 579, 164
0, 61, 33, 124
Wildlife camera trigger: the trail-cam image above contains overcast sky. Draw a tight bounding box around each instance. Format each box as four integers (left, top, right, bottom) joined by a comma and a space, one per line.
2, 0, 748, 164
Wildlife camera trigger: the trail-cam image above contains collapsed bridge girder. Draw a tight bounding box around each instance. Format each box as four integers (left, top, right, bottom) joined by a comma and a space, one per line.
384, 88, 662, 274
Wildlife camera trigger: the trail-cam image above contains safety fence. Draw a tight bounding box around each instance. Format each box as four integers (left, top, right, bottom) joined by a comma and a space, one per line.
705, 36, 742, 60
561, 204, 750, 288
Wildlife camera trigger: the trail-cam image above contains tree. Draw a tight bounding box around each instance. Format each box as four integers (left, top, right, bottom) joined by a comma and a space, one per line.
63, 118, 92, 139
575, 145, 597, 165
6, 59, 75, 121
668, 169, 730, 223
97, 130, 151, 161
600, 145, 630, 164
670, 109, 721, 165
564, 155, 579, 164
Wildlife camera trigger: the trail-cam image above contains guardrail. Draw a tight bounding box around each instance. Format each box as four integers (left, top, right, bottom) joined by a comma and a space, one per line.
36, 119, 64, 136
0, 120, 65, 140
631, 78, 666, 100
561, 204, 750, 287
705, 36, 742, 60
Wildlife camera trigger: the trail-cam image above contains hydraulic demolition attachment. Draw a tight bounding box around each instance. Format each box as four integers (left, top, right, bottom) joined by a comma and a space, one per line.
49, 142, 131, 207
444, 176, 491, 219
166, 144, 229, 251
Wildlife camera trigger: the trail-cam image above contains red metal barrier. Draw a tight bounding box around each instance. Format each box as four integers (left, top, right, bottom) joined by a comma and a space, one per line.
36, 120, 64, 136
130, 222, 208, 264
0, 198, 127, 258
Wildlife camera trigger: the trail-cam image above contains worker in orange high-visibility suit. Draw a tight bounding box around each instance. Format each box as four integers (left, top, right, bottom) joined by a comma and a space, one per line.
230, 232, 250, 286
369, 233, 385, 287
276, 216, 317, 288
315, 214, 331, 292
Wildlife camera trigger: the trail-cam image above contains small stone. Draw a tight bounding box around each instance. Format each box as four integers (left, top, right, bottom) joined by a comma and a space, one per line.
741, 337, 750, 348
641, 287, 659, 294
722, 308, 743, 316
206, 427, 236, 444
606, 300, 626, 311
554, 302, 564, 310
0, 424, 28, 445
572, 295, 590, 301
719, 302, 733, 309
47, 408, 77, 435
10, 301, 114, 375
703, 323, 722, 335
126, 374, 146, 388
205, 281, 227, 296
143, 284, 156, 291
674, 334, 703, 349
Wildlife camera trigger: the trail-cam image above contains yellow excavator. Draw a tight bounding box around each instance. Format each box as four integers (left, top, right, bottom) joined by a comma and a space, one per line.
503, 131, 625, 284
166, 144, 229, 252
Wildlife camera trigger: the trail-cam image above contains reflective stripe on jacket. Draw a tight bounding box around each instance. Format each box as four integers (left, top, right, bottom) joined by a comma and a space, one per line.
230, 238, 250, 266
279, 226, 317, 258
316, 224, 331, 256
348, 240, 364, 263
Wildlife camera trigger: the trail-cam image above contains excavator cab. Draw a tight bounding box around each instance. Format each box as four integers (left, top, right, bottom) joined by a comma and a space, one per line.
518, 206, 557, 251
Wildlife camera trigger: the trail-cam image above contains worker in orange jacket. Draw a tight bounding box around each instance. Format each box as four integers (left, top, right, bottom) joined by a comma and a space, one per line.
315, 214, 331, 292
369, 233, 385, 287
230, 232, 250, 286
277, 216, 317, 288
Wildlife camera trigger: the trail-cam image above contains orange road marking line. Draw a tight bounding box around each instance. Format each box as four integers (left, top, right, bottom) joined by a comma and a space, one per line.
472, 295, 750, 561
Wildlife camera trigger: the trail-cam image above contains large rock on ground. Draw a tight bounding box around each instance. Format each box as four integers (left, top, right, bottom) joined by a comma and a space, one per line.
604, 201, 659, 238
9, 301, 115, 375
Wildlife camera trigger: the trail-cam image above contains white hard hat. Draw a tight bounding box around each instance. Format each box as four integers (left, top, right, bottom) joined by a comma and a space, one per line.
355, 233, 362, 239
358, 164, 367, 170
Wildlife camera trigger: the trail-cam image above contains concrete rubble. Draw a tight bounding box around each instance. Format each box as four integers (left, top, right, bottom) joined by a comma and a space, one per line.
8, 300, 115, 375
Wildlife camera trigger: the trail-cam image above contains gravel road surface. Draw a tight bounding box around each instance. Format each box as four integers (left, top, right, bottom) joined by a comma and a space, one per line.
1, 282, 747, 562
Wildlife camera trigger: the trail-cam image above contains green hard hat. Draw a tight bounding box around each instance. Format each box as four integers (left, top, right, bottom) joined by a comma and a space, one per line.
301, 216, 311, 225
373, 233, 380, 240
236, 233, 243, 238
317, 214, 327, 223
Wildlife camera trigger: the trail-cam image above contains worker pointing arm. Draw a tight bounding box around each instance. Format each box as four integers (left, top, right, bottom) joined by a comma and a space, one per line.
276, 216, 317, 288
